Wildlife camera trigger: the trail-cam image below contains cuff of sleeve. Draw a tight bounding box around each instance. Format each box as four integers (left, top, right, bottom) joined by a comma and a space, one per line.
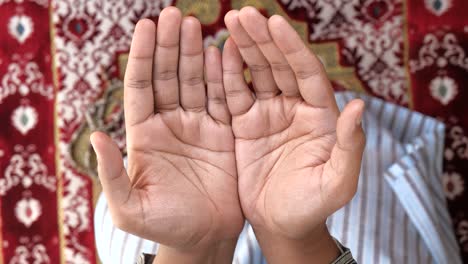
136, 253, 155, 264
331, 239, 357, 264
136, 240, 356, 264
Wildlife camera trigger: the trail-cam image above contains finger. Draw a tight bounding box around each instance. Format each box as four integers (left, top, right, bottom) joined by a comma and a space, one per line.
238, 7, 300, 97
205, 46, 230, 124
154, 7, 182, 112
222, 37, 255, 116
224, 10, 279, 99
324, 99, 366, 210
90, 131, 141, 234
124, 19, 156, 126
179, 17, 206, 112
268, 15, 337, 109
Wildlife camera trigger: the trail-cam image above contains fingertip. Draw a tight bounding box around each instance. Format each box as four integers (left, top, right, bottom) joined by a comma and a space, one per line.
89, 132, 98, 152
182, 16, 201, 29
160, 6, 182, 19
239, 6, 260, 18
268, 15, 292, 38
337, 100, 366, 153
238, 7, 270, 40
342, 99, 365, 124
132, 19, 156, 46
89, 132, 116, 166
208, 45, 220, 52
135, 18, 156, 31
130, 19, 156, 55
222, 37, 235, 56
180, 16, 202, 51
240, 5, 258, 12
90, 131, 106, 150
205, 46, 222, 79
222, 37, 242, 67
205, 46, 221, 62
349, 98, 365, 110
158, 6, 183, 32
354, 100, 365, 124
355, 99, 366, 125
224, 9, 240, 25
268, 15, 285, 28
224, 37, 239, 52
89, 130, 99, 142
156, 6, 183, 46
224, 10, 242, 34
239, 6, 268, 30
338, 99, 367, 131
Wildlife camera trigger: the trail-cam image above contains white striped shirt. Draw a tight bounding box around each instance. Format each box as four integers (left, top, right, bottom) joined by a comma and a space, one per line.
94, 92, 461, 264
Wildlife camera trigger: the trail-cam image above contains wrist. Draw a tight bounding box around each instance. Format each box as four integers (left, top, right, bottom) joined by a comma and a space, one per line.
254, 223, 340, 264
153, 238, 238, 264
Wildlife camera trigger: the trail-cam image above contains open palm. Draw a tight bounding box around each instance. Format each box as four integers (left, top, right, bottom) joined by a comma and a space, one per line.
223, 8, 366, 240
91, 7, 243, 250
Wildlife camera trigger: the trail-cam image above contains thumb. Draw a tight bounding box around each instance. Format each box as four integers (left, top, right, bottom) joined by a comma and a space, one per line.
324, 99, 366, 210
90, 131, 135, 229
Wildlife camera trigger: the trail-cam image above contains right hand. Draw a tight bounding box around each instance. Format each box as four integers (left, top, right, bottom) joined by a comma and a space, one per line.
222, 7, 365, 243
90, 7, 244, 257
221, 8, 365, 263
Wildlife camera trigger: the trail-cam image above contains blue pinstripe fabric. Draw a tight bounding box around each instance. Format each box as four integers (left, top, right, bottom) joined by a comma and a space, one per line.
94, 92, 460, 264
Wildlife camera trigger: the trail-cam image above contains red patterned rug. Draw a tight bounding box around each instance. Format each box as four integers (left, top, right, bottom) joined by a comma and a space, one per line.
0, 0, 467, 263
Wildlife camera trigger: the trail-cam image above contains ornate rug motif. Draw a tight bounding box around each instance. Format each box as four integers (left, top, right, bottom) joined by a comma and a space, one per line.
407, 0, 468, 254
0, 0, 59, 263
0, 0, 467, 262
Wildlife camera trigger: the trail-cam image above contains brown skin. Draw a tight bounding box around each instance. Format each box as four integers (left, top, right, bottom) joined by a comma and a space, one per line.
223, 7, 366, 263
91, 8, 243, 263
91, 6, 366, 264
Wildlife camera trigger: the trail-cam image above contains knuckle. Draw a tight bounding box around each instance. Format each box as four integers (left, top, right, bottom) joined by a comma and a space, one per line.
282, 90, 301, 97
223, 69, 243, 76
157, 102, 179, 111
295, 65, 322, 80
225, 88, 246, 98
207, 78, 223, 85
209, 96, 227, 105
181, 50, 203, 58
157, 42, 179, 49
284, 45, 303, 56
180, 76, 204, 86
125, 78, 151, 89
155, 70, 177, 81
182, 95, 205, 111
270, 62, 291, 72
237, 41, 256, 50
185, 106, 205, 112
248, 63, 270, 73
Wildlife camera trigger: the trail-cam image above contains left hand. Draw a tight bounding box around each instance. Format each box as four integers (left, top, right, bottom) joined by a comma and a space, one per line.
222, 7, 366, 243
91, 7, 243, 263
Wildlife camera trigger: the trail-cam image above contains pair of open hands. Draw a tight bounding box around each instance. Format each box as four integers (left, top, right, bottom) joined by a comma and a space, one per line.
91, 6, 365, 264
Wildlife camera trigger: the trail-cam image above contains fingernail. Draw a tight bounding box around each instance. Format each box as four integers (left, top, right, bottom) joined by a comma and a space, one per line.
356, 112, 363, 126
89, 135, 97, 153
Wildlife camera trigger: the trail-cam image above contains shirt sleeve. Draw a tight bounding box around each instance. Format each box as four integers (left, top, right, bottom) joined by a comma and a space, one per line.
332, 239, 357, 264
135, 240, 357, 264
136, 253, 155, 264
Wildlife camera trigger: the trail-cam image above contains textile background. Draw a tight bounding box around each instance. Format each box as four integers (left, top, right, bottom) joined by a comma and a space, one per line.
0, 0, 467, 263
